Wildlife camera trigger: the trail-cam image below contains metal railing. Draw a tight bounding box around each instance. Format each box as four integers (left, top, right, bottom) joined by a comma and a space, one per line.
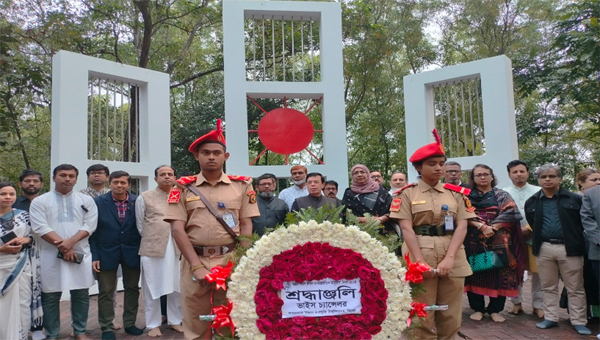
88, 76, 140, 162
245, 14, 320, 82
433, 77, 485, 158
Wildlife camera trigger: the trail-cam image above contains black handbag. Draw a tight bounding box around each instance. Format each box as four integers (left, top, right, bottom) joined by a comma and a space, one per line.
468, 245, 504, 272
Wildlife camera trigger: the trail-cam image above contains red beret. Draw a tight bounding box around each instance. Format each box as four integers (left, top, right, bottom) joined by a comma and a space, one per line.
188, 119, 226, 153
409, 129, 445, 163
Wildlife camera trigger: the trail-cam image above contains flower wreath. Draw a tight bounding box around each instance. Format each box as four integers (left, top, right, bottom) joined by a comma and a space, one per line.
227, 220, 413, 339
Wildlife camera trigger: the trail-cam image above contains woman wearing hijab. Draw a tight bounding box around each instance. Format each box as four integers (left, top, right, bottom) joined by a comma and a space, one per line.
342, 165, 394, 232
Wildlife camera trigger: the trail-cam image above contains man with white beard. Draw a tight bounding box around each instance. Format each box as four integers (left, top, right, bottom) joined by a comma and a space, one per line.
278, 165, 308, 212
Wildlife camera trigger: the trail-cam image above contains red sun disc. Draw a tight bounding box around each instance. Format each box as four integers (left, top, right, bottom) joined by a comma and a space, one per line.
257, 108, 314, 155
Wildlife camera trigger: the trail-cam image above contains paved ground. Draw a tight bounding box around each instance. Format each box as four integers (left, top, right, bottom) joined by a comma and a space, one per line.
52, 278, 599, 340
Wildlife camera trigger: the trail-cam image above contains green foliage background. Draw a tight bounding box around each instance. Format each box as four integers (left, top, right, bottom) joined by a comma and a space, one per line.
0, 0, 598, 191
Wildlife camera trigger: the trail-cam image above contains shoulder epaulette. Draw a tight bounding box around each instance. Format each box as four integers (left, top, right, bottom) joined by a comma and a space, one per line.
176, 175, 197, 186
444, 183, 471, 195
228, 175, 253, 183
393, 183, 417, 195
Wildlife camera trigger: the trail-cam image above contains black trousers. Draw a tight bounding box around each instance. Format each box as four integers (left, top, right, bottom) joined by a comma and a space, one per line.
467, 291, 506, 314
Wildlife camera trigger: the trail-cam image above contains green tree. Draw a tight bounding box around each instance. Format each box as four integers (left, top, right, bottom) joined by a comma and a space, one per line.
0, 24, 51, 183
517, 0, 600, 166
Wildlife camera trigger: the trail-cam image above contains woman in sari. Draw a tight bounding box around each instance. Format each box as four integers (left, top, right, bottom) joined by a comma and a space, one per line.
342, 164, 394, 232
464, 165, 526, 323
0, 182, 42, 340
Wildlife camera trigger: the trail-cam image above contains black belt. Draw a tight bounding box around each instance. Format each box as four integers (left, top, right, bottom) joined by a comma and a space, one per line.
193, 242, 237, 257
544, 239, 564, 244
413, 225, 451, 236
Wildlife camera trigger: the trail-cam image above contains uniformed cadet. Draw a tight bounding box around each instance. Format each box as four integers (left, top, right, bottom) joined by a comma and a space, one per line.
390, 129, 476, 340
164, 119, 260, 340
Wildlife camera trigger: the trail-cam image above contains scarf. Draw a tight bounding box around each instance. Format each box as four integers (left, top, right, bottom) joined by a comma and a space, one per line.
469, 187, 526, 283
350, 164, 380, 194
0, 210, 43, 329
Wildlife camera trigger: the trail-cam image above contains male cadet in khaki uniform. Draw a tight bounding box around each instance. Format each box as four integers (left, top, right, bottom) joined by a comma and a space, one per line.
164, 120, 259, 340
390, 129, 476, 339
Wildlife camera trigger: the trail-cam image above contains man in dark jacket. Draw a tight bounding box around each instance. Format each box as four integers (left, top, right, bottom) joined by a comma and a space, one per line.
252, 173, 288, 236
291, 172, 338, 212
524, 164, 590, 335
90, 171, 143, 340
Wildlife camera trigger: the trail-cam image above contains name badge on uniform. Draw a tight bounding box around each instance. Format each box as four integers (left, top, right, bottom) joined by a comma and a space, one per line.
222, 213, 236, 229
412, 200, 426, 205
442, 205, 454, 231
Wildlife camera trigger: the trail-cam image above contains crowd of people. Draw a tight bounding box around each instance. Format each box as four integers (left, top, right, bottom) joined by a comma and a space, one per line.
0, 123, 599, 340
0, 165, 183, 340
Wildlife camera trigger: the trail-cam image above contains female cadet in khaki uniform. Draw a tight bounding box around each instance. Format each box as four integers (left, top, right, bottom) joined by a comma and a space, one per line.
390, 129, 477, 340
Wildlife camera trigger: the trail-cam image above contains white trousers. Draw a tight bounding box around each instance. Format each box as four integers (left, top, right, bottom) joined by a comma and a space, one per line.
511, 271, 543, 309
142, 274, 182, 329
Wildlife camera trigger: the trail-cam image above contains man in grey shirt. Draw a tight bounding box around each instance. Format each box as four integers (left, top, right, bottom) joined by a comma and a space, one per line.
252, 173, 288, 236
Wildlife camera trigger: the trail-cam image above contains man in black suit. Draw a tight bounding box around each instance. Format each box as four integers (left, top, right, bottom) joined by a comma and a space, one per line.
90, 171, 143, 340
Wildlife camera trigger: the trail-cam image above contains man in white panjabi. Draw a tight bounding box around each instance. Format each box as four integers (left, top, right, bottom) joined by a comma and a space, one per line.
278, 165, 308, 212
30, 164, 98, 340
135, 165, 183, 337
502, 160, 544, 318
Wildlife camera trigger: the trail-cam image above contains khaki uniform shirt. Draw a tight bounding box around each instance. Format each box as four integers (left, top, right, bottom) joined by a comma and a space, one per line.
164, 172, 260, 248
390, 180, 477, 277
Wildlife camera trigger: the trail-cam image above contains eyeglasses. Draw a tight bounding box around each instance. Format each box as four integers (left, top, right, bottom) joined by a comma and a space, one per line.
474, 173, 491, 178
89, 171, 106, 176
371, 175, 382, 179
445, 170, 461, 174
539, 174, 558, 179
324, 187, 337, 191
257, 183, 273, 187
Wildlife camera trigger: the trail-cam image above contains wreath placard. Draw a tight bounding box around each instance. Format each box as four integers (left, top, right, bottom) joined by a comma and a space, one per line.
227, 220, 413, 339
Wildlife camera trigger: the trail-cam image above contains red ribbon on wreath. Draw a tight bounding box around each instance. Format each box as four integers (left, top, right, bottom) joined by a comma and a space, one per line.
205, 260, 234, 290
404, 253, 431, 284
407, 302, 428, 327
211, 301, 235, 334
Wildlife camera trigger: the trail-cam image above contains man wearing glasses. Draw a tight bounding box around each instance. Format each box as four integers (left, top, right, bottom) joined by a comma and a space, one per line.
370, 170, 388, 190
81, 164, 111, 198
443, 161, 468, 187
524, 164, 591, 335
252, 173, 288, 236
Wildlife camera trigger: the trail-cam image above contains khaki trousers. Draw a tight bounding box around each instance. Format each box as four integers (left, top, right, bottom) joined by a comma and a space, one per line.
414, 276, 465, 340
180, 258, 229, 340
536, 242, 587, 325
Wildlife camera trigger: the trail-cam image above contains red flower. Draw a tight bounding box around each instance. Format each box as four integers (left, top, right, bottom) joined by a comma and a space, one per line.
289, 326, 303, 338
260, 266, 274, 279
271, 279, 284, 290
257, 318, 273, 332
255, 242, 389, 339
338, 322, 355, 337
367, 325, 382, 334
